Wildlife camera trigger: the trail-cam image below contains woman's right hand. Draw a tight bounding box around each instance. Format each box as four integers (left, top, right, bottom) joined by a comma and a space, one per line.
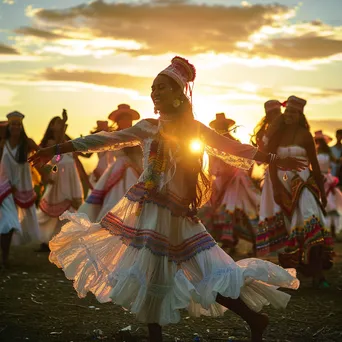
275, 157, 307, 171
28, 146, 55, 168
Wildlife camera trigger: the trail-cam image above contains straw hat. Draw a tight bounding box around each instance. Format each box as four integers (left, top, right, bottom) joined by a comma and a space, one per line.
209, 113, 235, 131
108, 104, 140, 122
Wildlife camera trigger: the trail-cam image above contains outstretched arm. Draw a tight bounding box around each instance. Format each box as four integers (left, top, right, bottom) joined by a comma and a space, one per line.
29, 119, 154, 167
199, 121, 306, 171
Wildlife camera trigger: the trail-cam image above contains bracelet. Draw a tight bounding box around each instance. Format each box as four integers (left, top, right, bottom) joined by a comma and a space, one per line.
55, 144, 61, 163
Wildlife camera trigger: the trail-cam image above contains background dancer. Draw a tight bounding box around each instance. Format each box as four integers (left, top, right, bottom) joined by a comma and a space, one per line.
88, 120, 115, 186
78, 104, 142, 222
267, 96, 334, 288
206, 113, 260, 255
253, 100, 288, 257
0, 111, 40, 247
331, 129, 342, 188
36, 110, 84, 252
30, 56, 305, 342
315, 130, 342, 237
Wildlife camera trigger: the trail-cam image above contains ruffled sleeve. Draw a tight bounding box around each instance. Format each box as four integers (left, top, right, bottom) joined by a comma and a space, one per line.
199, 121, 257, 170
71, 119, 156, 153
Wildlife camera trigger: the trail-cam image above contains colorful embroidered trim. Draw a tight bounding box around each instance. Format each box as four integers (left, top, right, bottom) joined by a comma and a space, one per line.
125, 182, 192, 218
0, 180, 12, 205
256, 212, 288, 257
285, 215, 334, 264
13, 189, 37, 208
39, 198, 74, 217
86, 162, 140, 205
101, 212, 217, 264
211, 206, 255, 243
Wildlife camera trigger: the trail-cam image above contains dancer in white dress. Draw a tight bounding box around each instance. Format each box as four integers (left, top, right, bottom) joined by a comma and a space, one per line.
253, 100, 288, 256
204, 113, 260, 254
30, 57, 306, 342
0, 111, 40, 266
314, 130, 342, 235
266, 96, 334, 288
88, 121, 115, 186
78, 104, 142, 222
37, 111, 83, 252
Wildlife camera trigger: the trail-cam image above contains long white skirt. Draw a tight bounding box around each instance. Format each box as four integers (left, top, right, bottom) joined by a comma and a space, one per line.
50, 194, 299, 326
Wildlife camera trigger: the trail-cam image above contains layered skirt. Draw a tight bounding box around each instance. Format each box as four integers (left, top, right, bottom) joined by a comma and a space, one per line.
50, 184, 299, 325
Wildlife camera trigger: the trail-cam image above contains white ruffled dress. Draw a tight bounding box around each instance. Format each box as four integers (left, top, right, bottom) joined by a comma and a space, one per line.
210, 157, 260, 246
49, 119, 299, 325
0, 142, 39, 242
89, 151, 115, 186
37, 153, 83, 244
317, 153, 342, 234
78, 149, 142, 222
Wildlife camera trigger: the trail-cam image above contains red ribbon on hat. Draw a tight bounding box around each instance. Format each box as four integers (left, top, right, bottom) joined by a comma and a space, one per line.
281, 101, 287, 107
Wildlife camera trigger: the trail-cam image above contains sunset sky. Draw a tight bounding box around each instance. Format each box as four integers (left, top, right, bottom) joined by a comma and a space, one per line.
1, 0, 342, 170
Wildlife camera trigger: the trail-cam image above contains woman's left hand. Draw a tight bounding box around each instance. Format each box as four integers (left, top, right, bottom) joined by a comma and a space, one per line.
62, 109, 68, 123
275, 157, 307, 171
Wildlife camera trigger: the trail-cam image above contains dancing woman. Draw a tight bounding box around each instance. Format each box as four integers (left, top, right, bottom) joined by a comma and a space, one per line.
266, 96, 334, 288
314, 131, 342, 235
0, 111, 40, 266
30, 57, 305, 342
37, 110, 83, 251
78, 104, 142, 222
253, 100, 288, 256
206, 113, 260, 255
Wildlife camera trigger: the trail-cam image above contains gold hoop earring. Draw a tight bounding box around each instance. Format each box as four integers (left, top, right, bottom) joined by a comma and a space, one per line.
172, 99, 181, 108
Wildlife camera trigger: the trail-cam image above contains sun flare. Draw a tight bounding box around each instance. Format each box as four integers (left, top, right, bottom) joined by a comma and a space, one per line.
190, 140, 203, 153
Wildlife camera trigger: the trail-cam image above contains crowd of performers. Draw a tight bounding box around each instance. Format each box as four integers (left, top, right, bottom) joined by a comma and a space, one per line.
1, 56, 342, 342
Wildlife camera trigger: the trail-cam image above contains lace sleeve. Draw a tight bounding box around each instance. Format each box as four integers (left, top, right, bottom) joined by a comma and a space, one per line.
71, 119, 156, 153
199, 122, 257, 170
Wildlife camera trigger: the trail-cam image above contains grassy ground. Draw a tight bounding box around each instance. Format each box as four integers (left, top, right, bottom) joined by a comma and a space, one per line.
1, 243, 342, 342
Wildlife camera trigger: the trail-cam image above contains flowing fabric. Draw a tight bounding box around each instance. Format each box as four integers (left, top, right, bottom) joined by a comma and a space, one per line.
0, 142, 40, 243
37, 153, 83, 244
49, 119, 299, 325
78, 149, 142, 222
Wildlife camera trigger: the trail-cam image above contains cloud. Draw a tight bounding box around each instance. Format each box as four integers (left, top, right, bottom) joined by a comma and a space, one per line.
35, 67, 342, 108
15, 27, 68, 40
0, 43, 19, 55
252, 34, 342, 61
16, 0, 342, 63
25, 1, 291, 55
38, 67, 153, 93
3, 0, 14, 5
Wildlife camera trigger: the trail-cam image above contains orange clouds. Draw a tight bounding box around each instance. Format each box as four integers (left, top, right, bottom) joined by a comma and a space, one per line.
39, 68, 153, 92
0, 43, 19, 55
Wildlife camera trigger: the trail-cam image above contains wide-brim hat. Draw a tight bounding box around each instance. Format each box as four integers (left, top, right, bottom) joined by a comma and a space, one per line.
108, 104, 140, 122
314, 130, 332, 143
209, 113, 235, 130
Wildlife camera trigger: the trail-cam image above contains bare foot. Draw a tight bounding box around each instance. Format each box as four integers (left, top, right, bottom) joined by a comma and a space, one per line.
250, 313, 269, 342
